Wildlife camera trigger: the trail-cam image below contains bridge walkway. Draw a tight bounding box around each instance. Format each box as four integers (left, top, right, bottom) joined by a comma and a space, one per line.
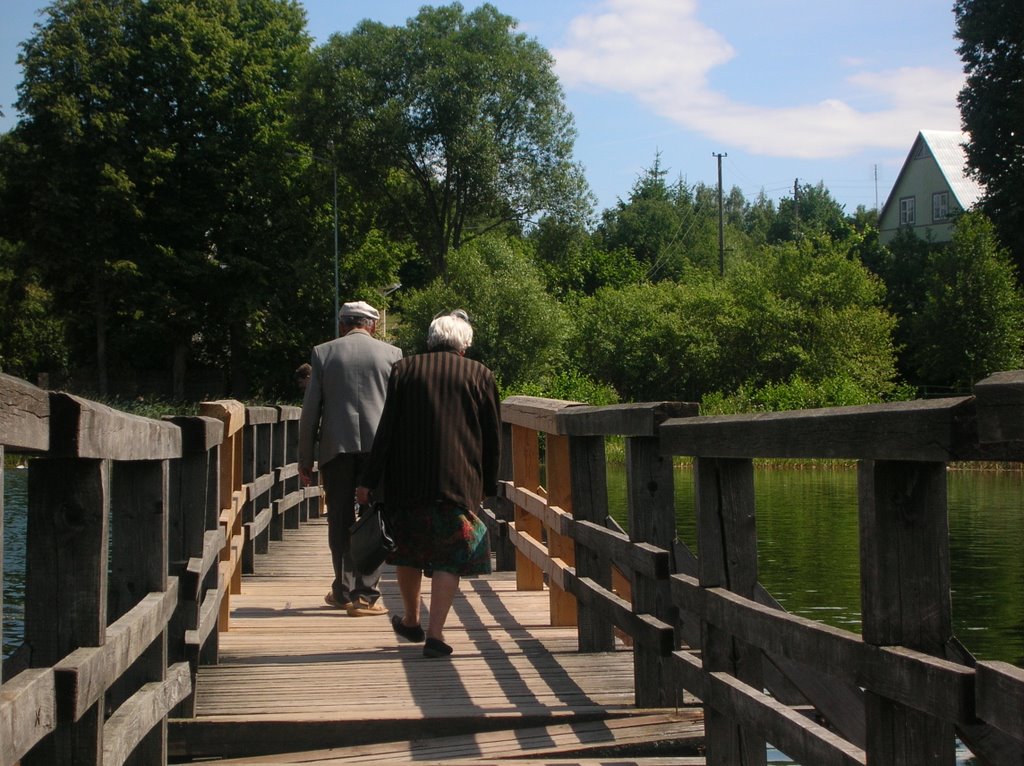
169, 517, 705, 764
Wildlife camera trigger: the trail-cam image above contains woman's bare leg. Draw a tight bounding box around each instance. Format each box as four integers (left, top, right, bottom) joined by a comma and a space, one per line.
426, 570, 460, 641
395, 565, 423, 627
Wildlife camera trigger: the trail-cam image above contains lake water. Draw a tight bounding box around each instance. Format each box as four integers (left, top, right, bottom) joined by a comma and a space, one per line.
605, 463, 1024, 667
3, 465, 27, 659
4, 463, 1021, 762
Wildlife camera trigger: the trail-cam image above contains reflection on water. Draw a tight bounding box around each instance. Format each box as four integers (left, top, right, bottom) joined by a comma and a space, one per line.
607, 463, 1024, 666
3, 466, 28, 659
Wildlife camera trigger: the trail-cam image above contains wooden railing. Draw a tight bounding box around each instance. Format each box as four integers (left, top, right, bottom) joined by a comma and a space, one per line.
491, 373, 1024, 765
6, 367, 1024, 764
0, 374, 321, 765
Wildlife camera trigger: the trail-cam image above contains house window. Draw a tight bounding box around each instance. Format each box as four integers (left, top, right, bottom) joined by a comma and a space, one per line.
933, 191, 950, 221
900, 196, 916, 226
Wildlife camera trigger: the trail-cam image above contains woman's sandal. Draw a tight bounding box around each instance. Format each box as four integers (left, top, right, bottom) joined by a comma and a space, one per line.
391, 614, 425, 643
423, 637, 453, 658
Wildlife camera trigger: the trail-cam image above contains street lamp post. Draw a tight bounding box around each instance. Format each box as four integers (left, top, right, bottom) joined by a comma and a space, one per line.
377, 283, 401, 338
331, 159, 339, 337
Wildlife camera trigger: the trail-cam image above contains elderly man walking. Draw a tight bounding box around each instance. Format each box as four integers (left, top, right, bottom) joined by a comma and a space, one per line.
299, 301, 402, 617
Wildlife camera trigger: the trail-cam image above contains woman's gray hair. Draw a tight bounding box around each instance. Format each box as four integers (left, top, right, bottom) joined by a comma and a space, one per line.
427, 312, 473, 353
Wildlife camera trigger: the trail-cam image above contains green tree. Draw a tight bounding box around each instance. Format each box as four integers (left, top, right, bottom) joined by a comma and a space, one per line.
5, 0, 314, 397
570, 237, 898, 403
528, 215, 644, 298
908, 212, 1024, 388
955, 0, 1024, 274
5, 0, 145, 394
726, 236, 899, 398
862, 226, 934, 381
768, 181, 854, 243
569, 277, 736, 402
0, 237, 69, 380
596, 156, 720, 279
302, 3, 589, 278
394, 234, 569, 389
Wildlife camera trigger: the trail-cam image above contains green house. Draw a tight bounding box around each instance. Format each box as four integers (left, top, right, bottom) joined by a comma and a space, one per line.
878, 130, 983, 245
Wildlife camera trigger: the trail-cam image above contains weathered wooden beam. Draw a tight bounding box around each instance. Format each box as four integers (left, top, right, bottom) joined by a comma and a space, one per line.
245, 406, 278, 425
53, 585, 178, 722
559, 401, 699, 436
102, 662, 191, 766
0, 668, 56, 766
573, 520, 668, 580
50, 393, 181, 461
163, 415, 223, 453
500, 396, 583, 434
973, 370, 1024, 445
660, 397, 974, 461
0, 373, 49, 452
569, 576, 673, 655
276, 404, 301, 422
505, 522, 569, 591
185, 574, 226, 650
705, 672, 865, 766
673, 575, 976, 726
975, 661, 1024, 744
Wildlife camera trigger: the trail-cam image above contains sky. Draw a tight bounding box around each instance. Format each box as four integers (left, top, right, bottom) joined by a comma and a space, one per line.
0, 0, 967, 217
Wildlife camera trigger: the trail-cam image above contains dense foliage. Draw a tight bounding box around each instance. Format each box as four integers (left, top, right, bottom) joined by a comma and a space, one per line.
955, 0, 1024, 275
300, 3, 589, 278
1, 1, 1022, 411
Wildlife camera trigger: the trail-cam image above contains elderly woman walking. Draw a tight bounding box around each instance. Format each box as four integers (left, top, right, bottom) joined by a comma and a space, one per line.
356, 311, 501, 658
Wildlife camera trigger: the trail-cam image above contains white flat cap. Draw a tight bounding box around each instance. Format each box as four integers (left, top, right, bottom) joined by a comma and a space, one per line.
339, 301, 379, 320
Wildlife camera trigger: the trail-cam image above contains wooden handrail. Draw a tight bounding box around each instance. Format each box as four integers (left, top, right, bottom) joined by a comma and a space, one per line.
496, 375, 1024, 764
0, 376, 322, 765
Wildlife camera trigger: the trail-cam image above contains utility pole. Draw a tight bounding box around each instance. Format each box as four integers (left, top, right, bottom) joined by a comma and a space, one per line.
714, 152, 727, 276
874, 164, 879, 211
793, 177, 800, 237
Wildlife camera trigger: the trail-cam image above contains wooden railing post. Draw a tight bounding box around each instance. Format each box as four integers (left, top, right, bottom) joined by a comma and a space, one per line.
240, 407, 277, 575
107, 459, 169, 764
1, 442, 4, 679
695, 456, 766, 766
490, 421, 516, 570
626, 434, 677, 707
165, 415, 223, 717
569, 434, 615, 651
24, 457, 109, 765
545, 434, 577, 626
276, 406, 306, 522
511, 424, 544, 591
198, 401, 245, 632
859, 459, 955, 764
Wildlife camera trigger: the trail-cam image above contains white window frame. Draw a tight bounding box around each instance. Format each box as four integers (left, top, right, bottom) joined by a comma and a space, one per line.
932, 191, 950, 221
899, 196, 916, 226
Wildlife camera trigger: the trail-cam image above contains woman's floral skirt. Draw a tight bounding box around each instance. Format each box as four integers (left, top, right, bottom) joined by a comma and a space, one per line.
389, 501, 492, 575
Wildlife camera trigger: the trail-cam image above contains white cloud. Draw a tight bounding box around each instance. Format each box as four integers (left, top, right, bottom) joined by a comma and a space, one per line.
552, 0, 964, 159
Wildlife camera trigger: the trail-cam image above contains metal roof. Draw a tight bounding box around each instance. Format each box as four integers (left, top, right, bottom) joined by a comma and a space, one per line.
918, 130, 984, 209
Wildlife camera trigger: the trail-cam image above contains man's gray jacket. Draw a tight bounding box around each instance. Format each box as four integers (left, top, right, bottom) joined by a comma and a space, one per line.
298, 329, 403, 471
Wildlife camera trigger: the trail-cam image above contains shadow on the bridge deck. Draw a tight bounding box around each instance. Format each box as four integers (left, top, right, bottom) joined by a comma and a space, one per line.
168, 519, 704, 763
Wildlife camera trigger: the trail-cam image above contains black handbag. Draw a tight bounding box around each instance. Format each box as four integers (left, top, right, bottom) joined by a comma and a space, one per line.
349, 502, 395, 572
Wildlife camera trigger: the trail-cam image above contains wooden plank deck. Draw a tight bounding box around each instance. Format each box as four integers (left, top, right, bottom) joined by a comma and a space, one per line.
169, 518, 704, 763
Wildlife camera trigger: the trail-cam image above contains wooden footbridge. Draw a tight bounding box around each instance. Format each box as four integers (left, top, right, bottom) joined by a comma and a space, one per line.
3, 370, 1024, 765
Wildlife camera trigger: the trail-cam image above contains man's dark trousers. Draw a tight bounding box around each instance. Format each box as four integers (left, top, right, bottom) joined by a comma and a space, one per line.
321, 453, 381, 605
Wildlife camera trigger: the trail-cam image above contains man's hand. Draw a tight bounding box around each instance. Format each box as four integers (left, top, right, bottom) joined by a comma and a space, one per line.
298, 466, 312, 487
355, 486, 371, 505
